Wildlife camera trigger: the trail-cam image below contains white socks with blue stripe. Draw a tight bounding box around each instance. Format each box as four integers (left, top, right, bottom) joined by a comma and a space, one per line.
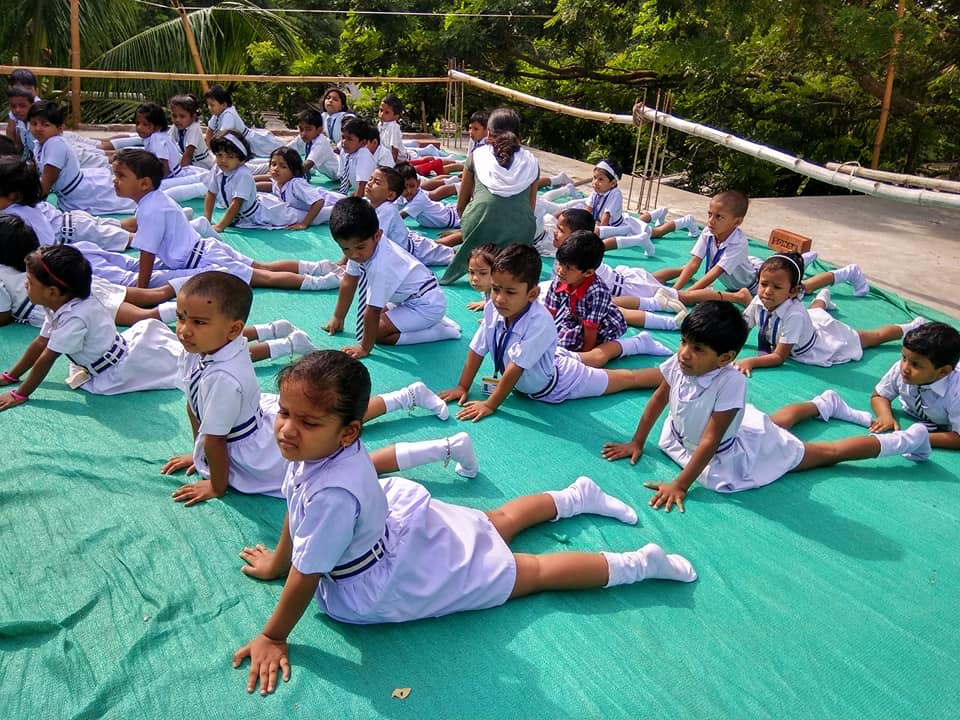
875, 423, 931, 462
547, 476, 638, 524
603, 544, 698, 587
395, 432, 478, 478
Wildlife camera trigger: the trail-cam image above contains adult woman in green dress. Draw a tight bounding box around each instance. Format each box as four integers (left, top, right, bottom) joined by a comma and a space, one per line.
439, 108, 539, 285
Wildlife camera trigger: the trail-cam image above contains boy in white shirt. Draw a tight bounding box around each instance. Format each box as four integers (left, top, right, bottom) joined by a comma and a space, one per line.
338, 117, 376, 197
377, 95, 408, 164
325, 197, 460, 358
395, 161, 461, 229
288, 108, 339, 182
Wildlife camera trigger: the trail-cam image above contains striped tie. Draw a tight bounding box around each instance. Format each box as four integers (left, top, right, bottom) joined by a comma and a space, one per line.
304, 140, 312, 158
355, 267, 368, 342
914, 387, 929, 421
340, 154, 352, 194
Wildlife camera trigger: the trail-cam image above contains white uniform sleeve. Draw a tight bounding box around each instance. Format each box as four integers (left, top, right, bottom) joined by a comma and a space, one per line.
948, 399, 960, 434
775, 307, 812, 346
874, 361, 902, 400
713, 370, 747, 412
506, 314, 556, 371
0, 282, 12, 313
690, 232, 709, 260
45, 316, 88, 355
131, 208, 166, 254
290, 487, 359, 574
217, 109, 243, 132
345, 258, 362, 278
40, 137, 70, 170
469, 306, 493, 356
607, 189, 623, 222
196, 371, 245, 436
354, 149, 375, 183
291, 179, 322, 207
206, 168, 221, 195
716, 235, 749, 274
366, 268, 401, 309
741, 298, 760, 329
230, 172, 257, 205
658, 355, 679, 388
403, 190, 430, 219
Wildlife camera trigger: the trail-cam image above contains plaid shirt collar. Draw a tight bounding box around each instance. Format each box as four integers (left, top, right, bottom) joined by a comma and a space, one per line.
555, 272, 597, 305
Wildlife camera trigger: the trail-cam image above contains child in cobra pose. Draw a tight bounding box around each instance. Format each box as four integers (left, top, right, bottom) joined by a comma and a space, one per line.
204, 85, 281, 157
231, 349, 696, 695
601, 301, 933, 513
255, 147, 343, 228
734, 252, 926, 376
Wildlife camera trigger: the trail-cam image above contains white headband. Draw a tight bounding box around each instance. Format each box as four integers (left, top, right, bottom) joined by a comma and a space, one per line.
222, 132, 248, 158
766, 254, 803, 282
595, 160, 618, 180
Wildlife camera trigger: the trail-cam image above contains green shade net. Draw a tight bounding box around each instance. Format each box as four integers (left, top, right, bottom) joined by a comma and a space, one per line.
1, 183, 957, 719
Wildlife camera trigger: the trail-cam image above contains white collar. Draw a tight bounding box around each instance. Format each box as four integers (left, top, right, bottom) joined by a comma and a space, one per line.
202, 334, 247, 364
919, 370, 956, 397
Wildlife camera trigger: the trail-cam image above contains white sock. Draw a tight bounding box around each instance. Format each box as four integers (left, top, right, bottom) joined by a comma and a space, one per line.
832, 264, 870, 296
802, 250, 818, 267
810, 389, 871, 426
639, 312, 678, 331
617, 332, 673, 357
815, 288, 836, 310
395, 432, 478, 478
300, 272, 341, 291
653, 287, 684, 313
253, 319, 295, 341
157, 301, 177, 324
616, 231, 654, 255
266, 329, 314, 358
189, 217, 222, 240
598, 225, 629, 240
648, 207, 669, 225
874, 423, 931, 461
180, 207, 195, 220
546, 476, 638, 524
298, 259, 336, 276
898, 317, 927, 337
395, 317, 461, 345
380, 381, 449, 419
603, 544, 697, 587
674, 214, 699, 237
550, 172, 572, 187
164, 182, 207, 203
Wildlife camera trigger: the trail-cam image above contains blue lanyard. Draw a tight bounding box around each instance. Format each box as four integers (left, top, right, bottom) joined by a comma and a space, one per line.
177, 128, 187, 151
304, 140, 313, 157
493, 304, 532, 376
591, 191, 609, 220
706, 240, 725, 271
220, 173, 229, 205
757, 308, 780, 353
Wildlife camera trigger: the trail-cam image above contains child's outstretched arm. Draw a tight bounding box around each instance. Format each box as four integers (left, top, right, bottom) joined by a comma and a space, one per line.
869, 392, 899, 433
0, 337, 58, 411
439, 349, 484, 406
136, 249, 156, 289
288, 199, 324, 230
602, 376, 668, 463
686, 263, 726, 292
214, 197, 244, 233
672, 256, 703, 290
646, 408, 739, 513
203, 190, 216, 221
456, 360, 524, 422
735, 342, 792, 377
325, 273, 359, 335
343, 304, 381, 359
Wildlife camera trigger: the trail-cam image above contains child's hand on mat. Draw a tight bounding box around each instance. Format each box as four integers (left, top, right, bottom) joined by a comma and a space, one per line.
734, 359, 756, 377
0, 392, 27, 411
645, 481, 687, 513
456, 400, 495, 422
286, 223, 310, 231
239, 544, 286, 580
160, 453, 196, 476
233, 634, 290, 696
342, 345, 369, 359
325, 316, 344, 335
601, 440, 643, 464
438, 385, 469, 405
869, 416, 899, 433
171, 479, 223, 506
466, 300, 486, 312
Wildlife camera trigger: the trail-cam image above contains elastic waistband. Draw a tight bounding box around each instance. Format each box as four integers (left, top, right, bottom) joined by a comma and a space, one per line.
226, 408, 263, 442
329, 527, 390, 580
521, 367, 559, 400
76, 334, 128, 376
59, 172, 85, 197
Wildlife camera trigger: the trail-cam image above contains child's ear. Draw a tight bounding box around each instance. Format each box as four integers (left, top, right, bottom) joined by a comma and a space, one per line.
526, 283, 540, 302
934, 364, 954, 381
789, 283, 802, 297
717, 349, 738, 367
341, 420, 362, 446
584, 268, 596, 278
227, 318, 245, 340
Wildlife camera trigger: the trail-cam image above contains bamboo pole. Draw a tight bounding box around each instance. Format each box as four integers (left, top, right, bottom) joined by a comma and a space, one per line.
826, 162, 960, 194
173, 1, 209, 93
870, 0, 905, 169
69, 0, 81, 127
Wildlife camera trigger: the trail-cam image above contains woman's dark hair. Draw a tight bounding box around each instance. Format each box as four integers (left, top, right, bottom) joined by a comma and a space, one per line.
323, 87, 348, 112
209, 130, 250, 160
169, 94, 201, 119
24, 244, 92, 299
135, 102, 169, 132
203, 84, 232, 106
277, 350, 371, 427
26, 101, 65, 126
270, 146, 304, 178
680, 301, 749, 356
0, 157, 43, 205
113, 148, 164, 190
0, 214, 40, 271
761, 252, 804, 288
486, 107, 521, 169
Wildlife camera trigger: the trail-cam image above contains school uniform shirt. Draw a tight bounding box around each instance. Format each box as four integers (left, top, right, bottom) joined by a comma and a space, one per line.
742, 296, 862, 367
689, 227, 757, 292
285, 439, 515, 624
377, 120, 408, 162
589, 187, 624, 226
395, 187, 460, 228
338, 146, 376, 193
287, 135, 339, 180
143, 131, 183, 177
875, 360, 960, 433
34, 135, 134, 214
344, 236, 442, 312
132, 189, 205, 268
40, 296, 180, 394
270, 177, 342, 226
180, 335, 286, 497
6, 201, 129, 252
168, 122, 213, 169
373, 201, 412, 251
0, 265, 44, 326
544, 274, 627, 350
657, 354, 805, 492
4, 202, 57, 246
594, 261, 663, 298
322, 111, 346, 145
371, 142, 395, 168
208, 106, 281, 157
14, 118, 36, 159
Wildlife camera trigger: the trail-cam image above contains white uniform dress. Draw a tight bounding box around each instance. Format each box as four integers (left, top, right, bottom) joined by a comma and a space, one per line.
338, 146, 376, 195
0, 265, 45, 326
875, 361, 960, 433
396, 187, 460, 229
374, 201, 454, 267
657, 355, 805, 492
378, 120, 408, 163
76, 241, 198, 290
5, 201, 130, 252
742, 296, 863, 367
40, 296, 180, 395
469, 300, 610, 403
345, 237, 446, 331
169, 122, 214, 170
285, 439, 516, 624
271, 177, 343, 225
34, 136, 135, 214
144, 131, 207, 188
322, 111, 346, 146
287, 136, 339, 181
371, 142, 395, 169
208, 106, 281, 157
179, 336, 285, 497
208, 164, 298, 229
590, 187, 630, 229
689, 227, 760, 293
594, 262, 664, 298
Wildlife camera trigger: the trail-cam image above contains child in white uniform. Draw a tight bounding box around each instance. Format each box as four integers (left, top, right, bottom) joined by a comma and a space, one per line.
395, 162, 461, 229
0, 245, 182, 410
0, 215, 47, 327
204, 85, 281, 157
325, 197, 460, 358
601, 301, 933, 513
736, 253, 925, 376
365, 167, 454, 266
288, 108, 339, 181
320, 87, 349, 146
133, 103, 208, 203
168, 94, 213, 171
377, 95, 408, 163
769, 322, 960, 454
28, 101, 135, 215
367, 130, 395, 169
254, 147, 343, 227
231, 350, 696, 695
440, 245, 664, 421
338, 117, 376, 197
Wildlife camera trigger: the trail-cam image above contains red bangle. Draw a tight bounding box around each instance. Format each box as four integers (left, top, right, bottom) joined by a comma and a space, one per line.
9, 389, 28, 402
1, 371, 18, 383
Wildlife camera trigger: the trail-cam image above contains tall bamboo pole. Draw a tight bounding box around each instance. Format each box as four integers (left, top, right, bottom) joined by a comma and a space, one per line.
69, 0, 80, 127
870, 0, 905, 169
173, 1, 209, 93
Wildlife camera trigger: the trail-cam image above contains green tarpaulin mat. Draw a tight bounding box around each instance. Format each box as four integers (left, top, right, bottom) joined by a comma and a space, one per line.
1, 185, 957, 719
